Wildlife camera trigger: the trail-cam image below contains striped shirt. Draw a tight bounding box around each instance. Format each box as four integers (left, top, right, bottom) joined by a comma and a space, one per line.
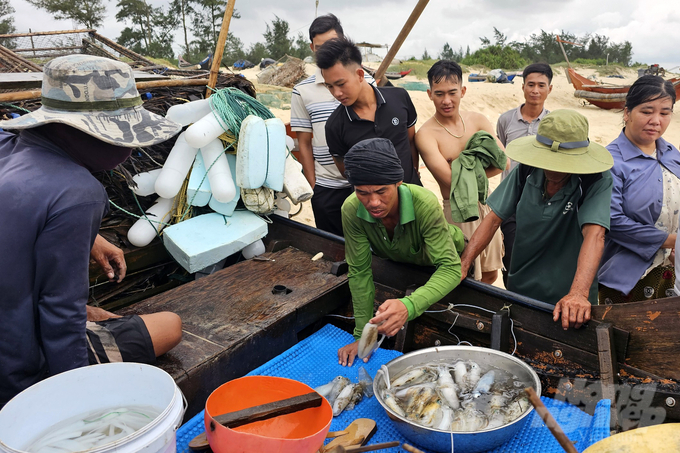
291, 67, 375, 189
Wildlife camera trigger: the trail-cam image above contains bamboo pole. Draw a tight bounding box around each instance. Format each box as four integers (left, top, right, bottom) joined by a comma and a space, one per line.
0, 29, 95, 39
136, 78, 209, 89
206, 0, 237, 98
0, 89, 41, 102
0, 78, 211, 103
374, 0, 430, 86
0, 44, 43, 72
89, 32, 155, 66
525, 388, 578, 453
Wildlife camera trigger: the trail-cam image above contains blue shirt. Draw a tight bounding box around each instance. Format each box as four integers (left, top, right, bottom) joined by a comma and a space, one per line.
0, 130, 108, 406
598, 131, 680, 294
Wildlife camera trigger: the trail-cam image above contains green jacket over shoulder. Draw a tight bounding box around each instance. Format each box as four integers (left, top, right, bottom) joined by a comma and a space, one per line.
449, 131, 507, 223
342, 184, 465, 339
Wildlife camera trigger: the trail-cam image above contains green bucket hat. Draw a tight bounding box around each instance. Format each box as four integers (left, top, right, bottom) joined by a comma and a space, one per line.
506, 109, 613, 174
0, 55, 181, 147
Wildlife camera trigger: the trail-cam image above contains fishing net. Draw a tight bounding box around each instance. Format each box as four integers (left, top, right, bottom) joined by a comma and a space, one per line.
256, 55, 307, 88
0, 73, 257, 309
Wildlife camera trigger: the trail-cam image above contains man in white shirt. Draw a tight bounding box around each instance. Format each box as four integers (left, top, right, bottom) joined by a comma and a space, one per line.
290, 14, 374, 236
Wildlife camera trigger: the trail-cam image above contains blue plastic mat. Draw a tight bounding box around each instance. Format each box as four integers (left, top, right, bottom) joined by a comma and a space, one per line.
176, 324, 610, 452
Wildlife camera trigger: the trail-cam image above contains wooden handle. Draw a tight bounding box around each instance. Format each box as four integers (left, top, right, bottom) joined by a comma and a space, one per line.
188, 392, 322, 450
212, 391, 322, 428
206, 0, 237, 97
374, 0, 430, 86
525, 388, 578, 453
336, 441, 400, 453
0, 78, 212, 103
402, 444, 426, 453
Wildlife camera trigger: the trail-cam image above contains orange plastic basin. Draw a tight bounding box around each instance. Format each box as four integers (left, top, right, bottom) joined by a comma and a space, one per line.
205, 376, 332, 453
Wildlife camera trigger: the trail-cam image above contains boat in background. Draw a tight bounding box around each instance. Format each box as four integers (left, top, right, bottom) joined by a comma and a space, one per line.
557, 35, 680, 110
386, 68, 412, 79
569, 68, 680, 110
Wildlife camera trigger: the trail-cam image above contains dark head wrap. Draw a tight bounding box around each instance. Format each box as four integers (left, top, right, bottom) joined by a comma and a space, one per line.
344, 138, 404, 186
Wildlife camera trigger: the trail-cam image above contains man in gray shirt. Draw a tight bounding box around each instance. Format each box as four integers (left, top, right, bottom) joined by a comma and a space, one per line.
496, 63, 553, 285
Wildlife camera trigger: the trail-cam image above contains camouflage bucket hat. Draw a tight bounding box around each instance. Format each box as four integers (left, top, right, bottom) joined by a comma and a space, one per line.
506, 109, 613, 174
0, 55, 181, 147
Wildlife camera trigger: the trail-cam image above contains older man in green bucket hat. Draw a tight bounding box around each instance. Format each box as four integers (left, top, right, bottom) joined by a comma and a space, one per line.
460, 109, 614, 330
0, 55, 183, 407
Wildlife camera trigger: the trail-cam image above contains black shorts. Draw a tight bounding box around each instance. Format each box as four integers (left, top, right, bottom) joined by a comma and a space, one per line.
86, 315, 156, 365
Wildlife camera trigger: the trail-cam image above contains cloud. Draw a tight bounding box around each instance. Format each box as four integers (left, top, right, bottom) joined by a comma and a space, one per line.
8, 0, 679, 68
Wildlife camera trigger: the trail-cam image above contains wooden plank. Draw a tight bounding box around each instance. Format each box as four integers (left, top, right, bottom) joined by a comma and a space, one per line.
597, 323, 620, 429
491, 310, 510, 351
118, 247, 348, 418
592, 298, 680, 380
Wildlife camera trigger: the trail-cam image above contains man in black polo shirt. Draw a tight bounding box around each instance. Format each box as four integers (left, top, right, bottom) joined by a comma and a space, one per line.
318, 37, 421, 185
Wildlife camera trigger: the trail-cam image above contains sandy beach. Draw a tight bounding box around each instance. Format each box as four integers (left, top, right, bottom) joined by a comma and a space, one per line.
237, 64, 680, 285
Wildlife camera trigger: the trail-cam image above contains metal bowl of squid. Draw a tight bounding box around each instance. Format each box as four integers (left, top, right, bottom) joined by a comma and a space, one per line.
373, 345, 541, 453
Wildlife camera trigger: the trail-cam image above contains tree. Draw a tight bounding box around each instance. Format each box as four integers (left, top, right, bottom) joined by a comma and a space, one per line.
245, 42, 267, 63
220, 33, 245, 65
170, 0, 196, 55
440, 43, 454, 60
0, 0, 16, 47
263, 16, 293, 59
291, 32, 312, 60
493, 27, 507, 47
115, 0, 178, 59
461, 44, 527, 69
422, 48, 431, 60
190, 0, 240, 57
25, 0, 106, 28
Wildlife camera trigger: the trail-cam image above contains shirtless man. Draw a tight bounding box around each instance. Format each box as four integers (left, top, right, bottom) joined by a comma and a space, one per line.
415, 60, 507, 284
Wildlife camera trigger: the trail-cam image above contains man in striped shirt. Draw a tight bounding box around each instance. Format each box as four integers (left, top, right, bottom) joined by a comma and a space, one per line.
290, 14, 374, 236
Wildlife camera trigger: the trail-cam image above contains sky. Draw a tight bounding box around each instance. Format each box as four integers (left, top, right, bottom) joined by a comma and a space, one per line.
9, 0, 680, 70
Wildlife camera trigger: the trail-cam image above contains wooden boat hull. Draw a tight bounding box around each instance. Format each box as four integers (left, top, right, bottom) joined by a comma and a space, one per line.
568, 67, 680, 110
119, 216, 680, 426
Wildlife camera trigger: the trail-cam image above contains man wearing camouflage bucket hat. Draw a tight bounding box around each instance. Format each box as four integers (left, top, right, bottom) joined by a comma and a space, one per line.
460, 109, 614, 331
0, 55, 183, 407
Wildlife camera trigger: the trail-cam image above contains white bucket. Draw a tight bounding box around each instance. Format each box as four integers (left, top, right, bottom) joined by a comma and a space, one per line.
0, 363, 186, 453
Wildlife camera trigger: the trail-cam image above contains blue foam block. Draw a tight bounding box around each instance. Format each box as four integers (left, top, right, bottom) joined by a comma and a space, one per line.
187, 151, 211, 207
176, 325, 610, 453
163, 210, 267, 273
236, 115, 267, 189
263, 118, 286, 192
208, 154, 240, 216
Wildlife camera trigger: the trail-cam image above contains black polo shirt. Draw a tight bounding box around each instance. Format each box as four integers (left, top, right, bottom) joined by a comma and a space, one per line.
325, 85, 421, 185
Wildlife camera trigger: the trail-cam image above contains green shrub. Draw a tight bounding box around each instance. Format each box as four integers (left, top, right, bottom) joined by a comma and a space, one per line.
461, 45, 526, 70
573, 58, 606, 66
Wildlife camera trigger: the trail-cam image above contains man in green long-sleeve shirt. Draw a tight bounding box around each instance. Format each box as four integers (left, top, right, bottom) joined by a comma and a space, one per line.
338, 138, 464, 366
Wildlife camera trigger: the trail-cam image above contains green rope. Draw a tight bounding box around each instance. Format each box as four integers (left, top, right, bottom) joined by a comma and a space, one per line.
0, 102, 31, 113
108, 199, 171, 227
209, 87, 274, 139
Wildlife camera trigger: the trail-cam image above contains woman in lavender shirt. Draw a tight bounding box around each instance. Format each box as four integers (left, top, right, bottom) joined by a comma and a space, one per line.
599, 76, 680, 303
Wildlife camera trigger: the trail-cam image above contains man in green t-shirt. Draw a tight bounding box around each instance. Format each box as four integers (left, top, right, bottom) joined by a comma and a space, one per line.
461, 110, 613, 330
339, 138, 464, 366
